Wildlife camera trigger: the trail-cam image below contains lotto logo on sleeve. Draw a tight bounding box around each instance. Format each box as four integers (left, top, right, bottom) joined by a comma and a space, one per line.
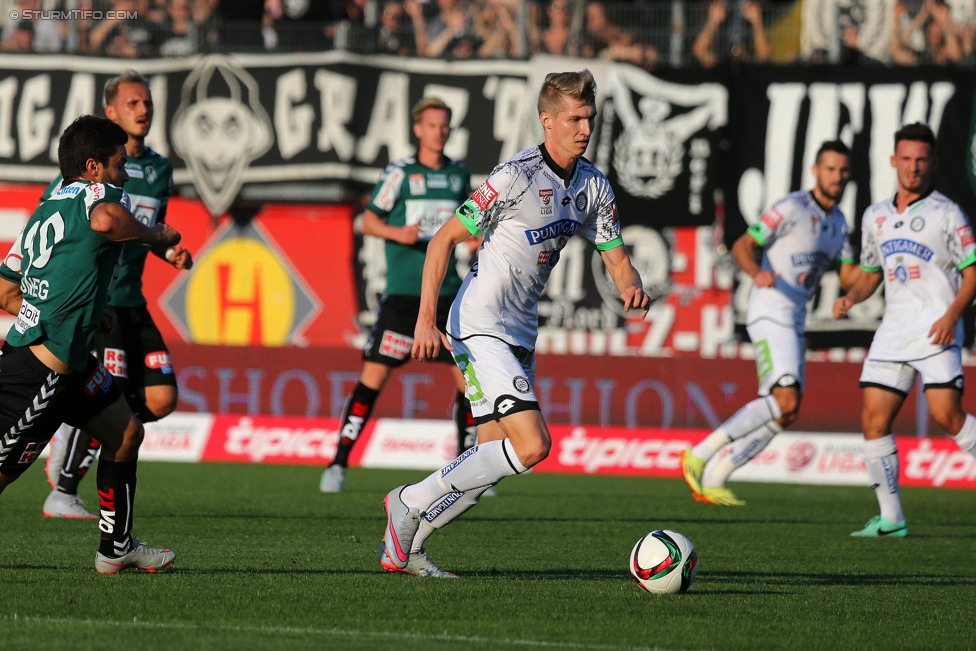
957, 225, 975, 247
472, 181, 498, 211
145, 351, 174, 374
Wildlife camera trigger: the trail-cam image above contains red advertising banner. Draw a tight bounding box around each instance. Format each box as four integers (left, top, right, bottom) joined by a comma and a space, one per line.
161, 414, 976, 490
164, 341, 976, 436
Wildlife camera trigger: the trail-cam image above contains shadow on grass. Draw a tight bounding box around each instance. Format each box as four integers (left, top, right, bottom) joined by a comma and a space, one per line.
3, 564, 969, 589
703, 570, 976, 587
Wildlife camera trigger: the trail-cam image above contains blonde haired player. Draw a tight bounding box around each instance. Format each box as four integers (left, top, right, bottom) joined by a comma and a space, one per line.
379, 70, 649, 577
834, 123, 976, 537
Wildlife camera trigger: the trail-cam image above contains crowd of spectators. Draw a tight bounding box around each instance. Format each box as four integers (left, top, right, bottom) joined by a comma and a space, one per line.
2, 0, 976, 68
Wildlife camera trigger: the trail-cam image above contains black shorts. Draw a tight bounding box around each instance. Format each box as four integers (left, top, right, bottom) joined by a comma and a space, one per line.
362, 295, 455, 367
0, 343, 121, 477
95, 305, 176, 389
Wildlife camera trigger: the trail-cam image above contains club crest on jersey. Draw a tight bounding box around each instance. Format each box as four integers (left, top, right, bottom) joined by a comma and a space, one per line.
472, 181, 498, 210
513, 376, 531, 393
911, 217, 925, 232
574, 193, 588, 212
539, 188, 554, 215
880, 239, 934, 262
888, 256, 920, 284
525, 219, 581, 245
957, 225, 975, 247
450, 175, 463, 193
145, 166, 157, 184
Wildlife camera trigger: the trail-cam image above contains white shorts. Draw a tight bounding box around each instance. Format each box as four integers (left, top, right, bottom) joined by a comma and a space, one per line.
859, 348, 965, 396
449, 335, 539, 425
746, 318, 805, 396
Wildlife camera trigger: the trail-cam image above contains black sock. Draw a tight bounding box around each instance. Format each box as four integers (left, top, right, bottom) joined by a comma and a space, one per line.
56, 428, 100, 495
454, 391, 476, 454
96, 459, 137, 557
330, 382, 379, 468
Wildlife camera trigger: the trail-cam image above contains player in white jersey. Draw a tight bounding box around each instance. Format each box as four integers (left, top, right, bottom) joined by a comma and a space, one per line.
376, 70, 650, 578
681, 141, 859, 505
834, 123, 976, 537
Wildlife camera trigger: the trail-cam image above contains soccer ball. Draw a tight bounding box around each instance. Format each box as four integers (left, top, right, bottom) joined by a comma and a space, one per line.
630, 529, 698, 594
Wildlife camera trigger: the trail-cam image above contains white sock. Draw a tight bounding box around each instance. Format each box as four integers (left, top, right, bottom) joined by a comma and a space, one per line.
953, 414, 976, 455
691, 395, 782, 461
702, 422, 783, 489
410, 485, 493, 553
863, 435, 903, 523
401, 439, 526, 509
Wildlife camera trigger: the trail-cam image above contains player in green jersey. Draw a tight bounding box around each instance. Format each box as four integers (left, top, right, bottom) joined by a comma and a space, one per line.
0, 115, 181, 572
320, 97, 477, 495
42, 71, 194, 519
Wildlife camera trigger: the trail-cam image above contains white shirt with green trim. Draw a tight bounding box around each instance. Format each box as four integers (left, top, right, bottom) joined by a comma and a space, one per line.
450, 145, 623, 350
747, 190, 853, 329
860, 190, 976, 361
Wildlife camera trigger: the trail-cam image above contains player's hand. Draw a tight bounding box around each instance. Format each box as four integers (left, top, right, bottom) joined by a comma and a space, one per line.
412, 320, 453, 361
156, 223, 181, 248
833, 296, 854, 320
752, 270, 779, 288
621, 286, 650, 319
98, 308, 118, 333
397, 224, 421, 245
169, 246, 193, 270
928, 314, 957, 346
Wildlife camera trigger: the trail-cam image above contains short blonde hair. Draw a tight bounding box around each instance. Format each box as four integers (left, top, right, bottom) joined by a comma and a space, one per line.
412, 97, 452, 124
104, 70, 150, 107
537, 69, 597, 117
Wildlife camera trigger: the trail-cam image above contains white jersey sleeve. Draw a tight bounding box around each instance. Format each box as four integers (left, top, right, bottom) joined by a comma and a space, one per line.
943, 203, 976, 270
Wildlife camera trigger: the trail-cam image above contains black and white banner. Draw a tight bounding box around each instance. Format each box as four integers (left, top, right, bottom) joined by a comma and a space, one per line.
0, 53, 727, 225
726, 65, 976, 339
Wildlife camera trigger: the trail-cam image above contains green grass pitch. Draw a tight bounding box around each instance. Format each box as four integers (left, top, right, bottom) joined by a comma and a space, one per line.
2, 463, 974, 650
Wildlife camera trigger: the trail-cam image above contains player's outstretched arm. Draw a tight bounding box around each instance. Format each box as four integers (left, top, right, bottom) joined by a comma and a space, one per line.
0, 276, 22, 317
413, 216, 473, 361
90, 202, 181, 248
929, 264, 976, 345
599, 245, 650, 319
833, 268, 882, 319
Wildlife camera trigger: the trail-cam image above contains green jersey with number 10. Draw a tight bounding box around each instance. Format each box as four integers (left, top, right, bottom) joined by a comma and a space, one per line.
41, 148, 172, 308
1, 181, 129, 371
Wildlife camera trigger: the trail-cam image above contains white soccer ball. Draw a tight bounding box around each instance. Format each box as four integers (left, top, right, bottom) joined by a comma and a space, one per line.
630, 529, 698, 594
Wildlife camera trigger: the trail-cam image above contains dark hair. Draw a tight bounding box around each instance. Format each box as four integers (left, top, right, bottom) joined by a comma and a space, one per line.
894, 122, 936, 150
815, 139, 850, 163
58, 115, 128, 180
